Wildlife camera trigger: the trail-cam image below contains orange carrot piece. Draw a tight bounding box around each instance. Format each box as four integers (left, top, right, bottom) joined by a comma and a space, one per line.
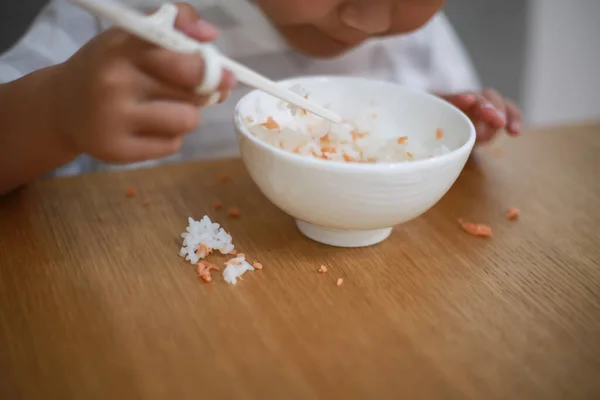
458, 219, 493, 238
397, 136, 408, 145
218, 172, 230, 183
125, 186, 136, 198
261, 116, 280, 130
436, 128, 444, 140
318, 265, 327, 274
229, 207, 241, 218
507, 207, 520, 221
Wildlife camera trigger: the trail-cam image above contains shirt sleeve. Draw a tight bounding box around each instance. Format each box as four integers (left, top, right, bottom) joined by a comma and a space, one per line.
427, 12, 482, 93
0, 0, 102, 83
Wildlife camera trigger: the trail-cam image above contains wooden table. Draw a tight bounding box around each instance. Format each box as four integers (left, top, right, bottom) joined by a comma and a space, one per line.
1, 123, 599, 399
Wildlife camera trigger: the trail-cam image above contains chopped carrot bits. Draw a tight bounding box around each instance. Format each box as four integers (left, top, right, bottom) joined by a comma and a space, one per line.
336, 278, 344, 287
458, 219, 493, 238
436, 128, 444, 140
406, 152, 414, 158
197, 261, 219, 283
342, 154, 355, 162
507, 207, 520, 221
318, 265, 327, 274
397, 136, 408, 145
253, 262, 263, 270
197, 244, 213, 257
351, 130, 367, 141
261, 116, 280, 130
218, 172, 230, 183
125, 186, 136, 198
229, 207, 241, 218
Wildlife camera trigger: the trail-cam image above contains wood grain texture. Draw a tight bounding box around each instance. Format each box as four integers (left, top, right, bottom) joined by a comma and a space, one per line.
1, 123, 599, 399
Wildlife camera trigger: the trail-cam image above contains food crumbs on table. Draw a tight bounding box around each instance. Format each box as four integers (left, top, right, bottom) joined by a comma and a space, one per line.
262, 116, 280, 130
507, 207, 520, 221
336, 278, 344, 287
213, 201, 223, 210
229, 207, 241, 218
436, 128, 444, 140
253, 262, 263, 270
197, 261, 219, 283
397, 136, 408, 145
125, 186, 136, 198
318, 265, 328, 274
458, 218, 493, 238
218, 172, 230, 183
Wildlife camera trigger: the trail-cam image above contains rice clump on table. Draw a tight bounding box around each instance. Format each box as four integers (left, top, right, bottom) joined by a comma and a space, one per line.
180, 216, 256, 285
244, 84, 450, 163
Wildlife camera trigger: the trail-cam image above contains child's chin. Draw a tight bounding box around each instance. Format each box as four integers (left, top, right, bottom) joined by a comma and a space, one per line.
277, 26, 361, 59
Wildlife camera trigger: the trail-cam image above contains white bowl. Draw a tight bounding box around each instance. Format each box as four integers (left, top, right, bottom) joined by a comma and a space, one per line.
234, 76, 476, 247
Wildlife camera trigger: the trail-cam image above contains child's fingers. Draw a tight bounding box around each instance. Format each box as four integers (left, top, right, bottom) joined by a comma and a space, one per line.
472, 94, 505, 129
474, 121, 497, 143
173, 3, 219, 41
137, 49, 206, 90
441, 93, 477, 110
505, 99, 522, 136
132, 101, 201, 137
121, 136, 185, 162
137, 48, 237, 96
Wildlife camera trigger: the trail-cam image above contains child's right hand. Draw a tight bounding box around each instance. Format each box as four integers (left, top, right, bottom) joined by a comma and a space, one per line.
54, 3, 236, 164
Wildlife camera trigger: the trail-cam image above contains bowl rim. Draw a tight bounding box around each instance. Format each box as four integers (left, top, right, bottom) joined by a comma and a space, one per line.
233, 75, 476, 172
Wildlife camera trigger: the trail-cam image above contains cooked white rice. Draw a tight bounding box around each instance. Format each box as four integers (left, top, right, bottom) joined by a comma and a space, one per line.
179, 216, 235, 265
245, 85, 450, 163
179, 216, 257, 285
222, 255, 255, 285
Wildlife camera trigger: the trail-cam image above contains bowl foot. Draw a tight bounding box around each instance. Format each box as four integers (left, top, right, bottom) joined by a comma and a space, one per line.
295, 220, 392, 248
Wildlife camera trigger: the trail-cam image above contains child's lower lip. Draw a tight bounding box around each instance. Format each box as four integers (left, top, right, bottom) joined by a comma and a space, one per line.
326, 33, 365, 48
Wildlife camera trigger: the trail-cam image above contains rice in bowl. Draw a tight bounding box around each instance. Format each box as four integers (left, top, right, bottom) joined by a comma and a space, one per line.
243, 84, 450, 164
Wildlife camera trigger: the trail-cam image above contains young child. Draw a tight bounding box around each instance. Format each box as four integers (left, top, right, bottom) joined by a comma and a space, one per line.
0, 0, 522, 194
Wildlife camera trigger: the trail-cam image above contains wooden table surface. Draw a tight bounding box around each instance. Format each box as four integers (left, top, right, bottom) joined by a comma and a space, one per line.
1, 123, 599, 399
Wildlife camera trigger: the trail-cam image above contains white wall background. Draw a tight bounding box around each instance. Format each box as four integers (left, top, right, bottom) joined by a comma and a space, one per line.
523, 0, 600, 127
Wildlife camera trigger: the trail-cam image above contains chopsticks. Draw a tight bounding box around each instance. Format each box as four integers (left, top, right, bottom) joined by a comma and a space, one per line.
69, 0, 343, 123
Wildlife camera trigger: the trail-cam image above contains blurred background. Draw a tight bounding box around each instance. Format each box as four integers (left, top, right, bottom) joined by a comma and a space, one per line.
1, 0, 599, 128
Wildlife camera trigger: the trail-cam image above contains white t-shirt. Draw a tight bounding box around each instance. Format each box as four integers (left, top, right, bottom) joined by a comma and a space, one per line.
0, 0, 481, 176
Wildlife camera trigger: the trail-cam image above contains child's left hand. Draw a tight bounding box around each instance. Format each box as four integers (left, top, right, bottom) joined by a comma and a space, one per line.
438, 89, 522, 144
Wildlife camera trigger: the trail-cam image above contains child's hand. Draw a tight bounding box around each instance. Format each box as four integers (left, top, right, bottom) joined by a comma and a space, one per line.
54, 3, 236, 164
439, 89, 522, 144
